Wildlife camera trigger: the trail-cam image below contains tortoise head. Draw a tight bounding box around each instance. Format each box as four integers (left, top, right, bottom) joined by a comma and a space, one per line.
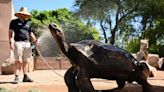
49, 23, 64, 40
49, 23, 69, 55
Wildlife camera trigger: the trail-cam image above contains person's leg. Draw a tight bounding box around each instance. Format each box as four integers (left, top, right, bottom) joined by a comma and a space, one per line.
22, 61, 33, 82
22, 61, 28, 75
15, 61, 22, 76
22, 42, 33, 82
13, 61, 21, 83
13, 42, 23, 84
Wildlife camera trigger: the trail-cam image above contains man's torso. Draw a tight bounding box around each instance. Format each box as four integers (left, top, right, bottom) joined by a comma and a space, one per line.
9, 19, 31, 41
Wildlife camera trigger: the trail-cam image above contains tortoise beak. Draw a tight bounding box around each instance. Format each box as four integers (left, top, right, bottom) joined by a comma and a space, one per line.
49, 23, 57, 31
48, 24, 57, 33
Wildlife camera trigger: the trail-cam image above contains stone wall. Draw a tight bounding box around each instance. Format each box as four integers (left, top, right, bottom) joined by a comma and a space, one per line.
34, 57, 71, 70
0, 0, 15, 72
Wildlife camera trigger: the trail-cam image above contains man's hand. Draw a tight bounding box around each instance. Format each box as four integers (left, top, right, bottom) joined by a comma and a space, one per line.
9, 42, 15, 50
34, 39, 38, 48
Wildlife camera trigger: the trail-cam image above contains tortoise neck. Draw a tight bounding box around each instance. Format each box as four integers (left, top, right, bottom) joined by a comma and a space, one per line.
57, 38, 69, 55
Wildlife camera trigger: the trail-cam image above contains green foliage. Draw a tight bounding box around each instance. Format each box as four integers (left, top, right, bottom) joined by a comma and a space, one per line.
158, 45, 164, 57
0, 88, 12, 92
62, 18, 100, 43
28, 88, 41, 92
30, 8, 101, 56
125, 38, 140, 53
30, 8, 100, 41
0, 87, 41, 92
74, 0, 164, 57
74, 0, 143, 44
149, 44, 164, 57
141, 19, 164, 57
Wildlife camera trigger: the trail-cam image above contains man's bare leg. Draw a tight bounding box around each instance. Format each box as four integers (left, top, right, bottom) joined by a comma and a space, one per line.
22, 61, 33, 82
13, 61, 21, 84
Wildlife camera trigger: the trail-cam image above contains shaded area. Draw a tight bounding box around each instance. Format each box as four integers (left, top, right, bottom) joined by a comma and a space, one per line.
96, 84, 164, 92
0, 82, 13, 84
0, 70, 164, 92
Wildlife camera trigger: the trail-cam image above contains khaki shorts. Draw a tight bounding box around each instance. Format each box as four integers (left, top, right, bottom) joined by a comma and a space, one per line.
14, 41, 32, 62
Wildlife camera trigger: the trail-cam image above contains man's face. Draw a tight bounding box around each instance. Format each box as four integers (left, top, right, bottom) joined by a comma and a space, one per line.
19, 14, 28, 20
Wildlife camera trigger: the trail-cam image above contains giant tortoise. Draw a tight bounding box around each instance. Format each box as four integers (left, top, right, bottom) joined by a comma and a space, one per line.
48, 23, 153, 92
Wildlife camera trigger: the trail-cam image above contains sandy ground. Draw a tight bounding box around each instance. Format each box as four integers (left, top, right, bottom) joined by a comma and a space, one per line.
0, 70, 164, 92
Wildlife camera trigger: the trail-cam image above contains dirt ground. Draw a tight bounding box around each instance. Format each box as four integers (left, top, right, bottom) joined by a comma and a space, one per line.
0, 70, 164, 92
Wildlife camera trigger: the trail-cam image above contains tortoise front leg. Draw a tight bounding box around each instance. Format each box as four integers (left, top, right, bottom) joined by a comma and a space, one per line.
135, 71, 154, 92
77, 70, 95, 92
116, 79, 126, 89
64, 66, 79, 92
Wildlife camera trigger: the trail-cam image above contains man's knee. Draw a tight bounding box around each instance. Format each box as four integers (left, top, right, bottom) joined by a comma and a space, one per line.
15, 61, 21, 64
22, 61, 28, 65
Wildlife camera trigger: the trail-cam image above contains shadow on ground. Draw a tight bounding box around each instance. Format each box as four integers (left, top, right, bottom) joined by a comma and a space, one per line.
0, 82, 13, 84
96, 84, 164, 92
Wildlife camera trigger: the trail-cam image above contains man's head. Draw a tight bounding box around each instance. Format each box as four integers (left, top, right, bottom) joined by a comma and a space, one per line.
15, 7, 32, 20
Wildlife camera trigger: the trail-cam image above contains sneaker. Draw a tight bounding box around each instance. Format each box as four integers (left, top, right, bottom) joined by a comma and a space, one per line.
23, 76, 33, 82
13, 77, 19, 84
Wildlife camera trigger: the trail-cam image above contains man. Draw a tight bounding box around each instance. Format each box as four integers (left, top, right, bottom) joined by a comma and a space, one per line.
9, 7, 37, 84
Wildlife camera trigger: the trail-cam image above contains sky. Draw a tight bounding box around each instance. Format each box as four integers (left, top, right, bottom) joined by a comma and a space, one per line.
13, 0, 75, 12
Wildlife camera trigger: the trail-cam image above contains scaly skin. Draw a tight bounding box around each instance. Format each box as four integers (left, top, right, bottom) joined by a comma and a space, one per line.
49, 23, 153, 92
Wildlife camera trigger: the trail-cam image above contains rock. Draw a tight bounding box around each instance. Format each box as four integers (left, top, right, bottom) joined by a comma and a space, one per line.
158, 58, 164, 68
1, 56, 34, 75
1, 57, 15, 75
147, 54, 160, 69
159, 57, 164, 70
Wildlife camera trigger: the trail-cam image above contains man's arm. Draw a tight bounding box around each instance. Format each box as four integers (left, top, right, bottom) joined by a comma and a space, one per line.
9, 29, 14, 50
30, 32, 38, 46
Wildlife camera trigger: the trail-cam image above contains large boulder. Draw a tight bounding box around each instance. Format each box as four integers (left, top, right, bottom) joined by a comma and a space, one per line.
1, 57, 15, 75
147, 54, 163, 69
147, 54, 159, 69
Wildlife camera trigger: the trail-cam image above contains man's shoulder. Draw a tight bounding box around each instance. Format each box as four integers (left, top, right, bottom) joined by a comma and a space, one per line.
11, 18, 19, 22
10, 19, 20, 24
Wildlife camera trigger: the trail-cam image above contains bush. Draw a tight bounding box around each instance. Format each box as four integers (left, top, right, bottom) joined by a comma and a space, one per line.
149, 44, 164, 57
125, 38, 140, 53
0, 88, 12, 92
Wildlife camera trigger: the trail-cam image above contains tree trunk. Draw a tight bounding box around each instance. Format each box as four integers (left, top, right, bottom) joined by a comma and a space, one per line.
110, 30, 116, 45
100, 20, 108, 43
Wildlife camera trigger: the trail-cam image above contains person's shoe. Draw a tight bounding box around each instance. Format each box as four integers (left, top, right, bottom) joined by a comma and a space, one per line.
23, 76, 33, 82
12, 77, 19, 84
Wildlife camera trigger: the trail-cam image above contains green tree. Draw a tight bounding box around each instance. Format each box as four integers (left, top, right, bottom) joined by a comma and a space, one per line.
136, 0, 164, 57
125, 38, 140, 53
30, 8, 101, 56
74, 0, 143, 44
31, 8, 100, 41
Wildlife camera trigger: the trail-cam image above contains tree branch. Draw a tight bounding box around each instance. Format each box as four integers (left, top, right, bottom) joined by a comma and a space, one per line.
100, 20, 108, 43
118, 3, 139, 23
